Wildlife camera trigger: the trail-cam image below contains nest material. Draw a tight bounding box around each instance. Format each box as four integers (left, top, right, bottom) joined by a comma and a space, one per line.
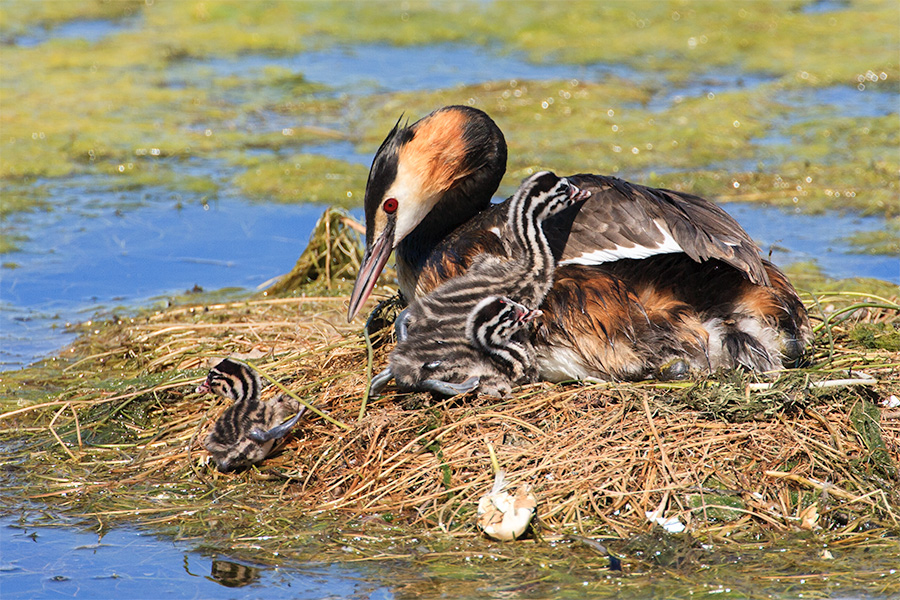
1, 212, 899, 570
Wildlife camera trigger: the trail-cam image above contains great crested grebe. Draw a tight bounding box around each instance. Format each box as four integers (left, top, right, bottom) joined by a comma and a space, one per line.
198, 358, 305, 472
349, 105, 811, 381
370, 171, 583, 397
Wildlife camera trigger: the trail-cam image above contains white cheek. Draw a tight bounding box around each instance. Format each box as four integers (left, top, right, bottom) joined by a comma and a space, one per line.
385, 161, 434, 243
394, 195, 434, 243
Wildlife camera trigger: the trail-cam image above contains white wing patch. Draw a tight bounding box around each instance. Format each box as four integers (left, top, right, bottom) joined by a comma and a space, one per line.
559, 222, 683, 266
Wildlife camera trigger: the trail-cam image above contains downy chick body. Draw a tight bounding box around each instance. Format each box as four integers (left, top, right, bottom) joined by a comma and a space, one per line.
373, 172, 588, 397
466, 295, 543, 386
199, 358, 304, 472
380, 295, 542, 398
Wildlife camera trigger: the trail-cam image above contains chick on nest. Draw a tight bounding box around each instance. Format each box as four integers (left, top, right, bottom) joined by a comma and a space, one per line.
370, 172, 587, 398
198, 358, 305, 472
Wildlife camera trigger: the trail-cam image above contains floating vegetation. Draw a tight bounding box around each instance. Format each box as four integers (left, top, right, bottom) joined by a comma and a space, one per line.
1, 211, 898, 596
233, 154, 368, 206
3, 1, 896, 87
2, 1, 896, 217
848, 322, 900, 352
359, 80, 898, 217
844, 219, 900, 255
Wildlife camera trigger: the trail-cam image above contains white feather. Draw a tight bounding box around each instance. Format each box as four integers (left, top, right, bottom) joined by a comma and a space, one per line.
559, 222, 682, 266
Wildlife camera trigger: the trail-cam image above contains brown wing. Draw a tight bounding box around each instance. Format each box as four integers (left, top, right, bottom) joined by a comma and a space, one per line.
546, 174, 770, 286
416, 173, 770, 298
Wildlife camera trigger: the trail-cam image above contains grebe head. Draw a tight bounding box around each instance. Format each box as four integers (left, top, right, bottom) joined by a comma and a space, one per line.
348, 105, 507, 320
466, 295, 542, 350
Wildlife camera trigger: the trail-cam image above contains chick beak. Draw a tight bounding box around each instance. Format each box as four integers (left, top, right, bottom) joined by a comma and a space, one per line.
196, 380, 211, 394
569, 182, 591, 202
347, 219, 396, 321
518, 307, 543, 324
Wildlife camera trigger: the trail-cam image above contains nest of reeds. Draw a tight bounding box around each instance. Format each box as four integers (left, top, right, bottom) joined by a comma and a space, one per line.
1, 210, 898, 579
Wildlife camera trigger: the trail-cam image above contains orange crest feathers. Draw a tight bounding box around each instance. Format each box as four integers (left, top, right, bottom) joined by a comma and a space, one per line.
401, 108, 478, 198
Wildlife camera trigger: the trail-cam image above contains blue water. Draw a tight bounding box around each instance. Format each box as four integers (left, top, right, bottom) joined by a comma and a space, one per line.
781, 85, 896, 118
298, 141, 374, 166
176, 43, 599, 95
0, 515, 393, 600
0, 171, 361, 369
801, 0, 851, 14
724, 203, 898, 282
8, 16, 142, 47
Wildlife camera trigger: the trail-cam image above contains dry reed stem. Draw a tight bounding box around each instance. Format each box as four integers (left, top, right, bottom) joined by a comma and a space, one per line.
48, 404, 77, 461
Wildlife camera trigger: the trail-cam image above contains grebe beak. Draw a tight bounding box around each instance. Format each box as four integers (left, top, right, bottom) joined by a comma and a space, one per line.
347, 218, 396, 321
420, 376, 480, 396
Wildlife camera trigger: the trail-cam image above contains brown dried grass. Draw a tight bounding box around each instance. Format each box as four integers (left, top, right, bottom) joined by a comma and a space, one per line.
1, 210, 898, 553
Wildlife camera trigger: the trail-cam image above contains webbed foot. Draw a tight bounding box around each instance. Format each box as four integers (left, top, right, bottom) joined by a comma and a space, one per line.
656, 358, 691, 381
394, 308, 411, 342
249, 407, 307, 442
420, 376, 480, 397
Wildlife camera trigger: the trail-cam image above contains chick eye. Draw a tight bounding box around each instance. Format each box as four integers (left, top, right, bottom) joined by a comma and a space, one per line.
424, 360, 442, 370
383, 197, 398, 214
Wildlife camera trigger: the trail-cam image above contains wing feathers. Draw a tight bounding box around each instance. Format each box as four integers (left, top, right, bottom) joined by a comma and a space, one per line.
560, 175, 770, 286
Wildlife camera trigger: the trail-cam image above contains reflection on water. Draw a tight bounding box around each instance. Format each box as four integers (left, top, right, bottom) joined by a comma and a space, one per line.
0, 515, 393, 600
209, 559, 261, 588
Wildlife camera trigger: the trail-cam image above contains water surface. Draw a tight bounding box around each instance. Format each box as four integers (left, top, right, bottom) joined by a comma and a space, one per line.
8, 16, 141, 47
1, 174, 353, 369
0, 515, 392, 600
724, 203, 897, 282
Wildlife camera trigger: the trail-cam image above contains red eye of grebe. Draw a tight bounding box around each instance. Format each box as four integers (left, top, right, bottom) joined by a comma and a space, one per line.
383, 198, 398, 214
